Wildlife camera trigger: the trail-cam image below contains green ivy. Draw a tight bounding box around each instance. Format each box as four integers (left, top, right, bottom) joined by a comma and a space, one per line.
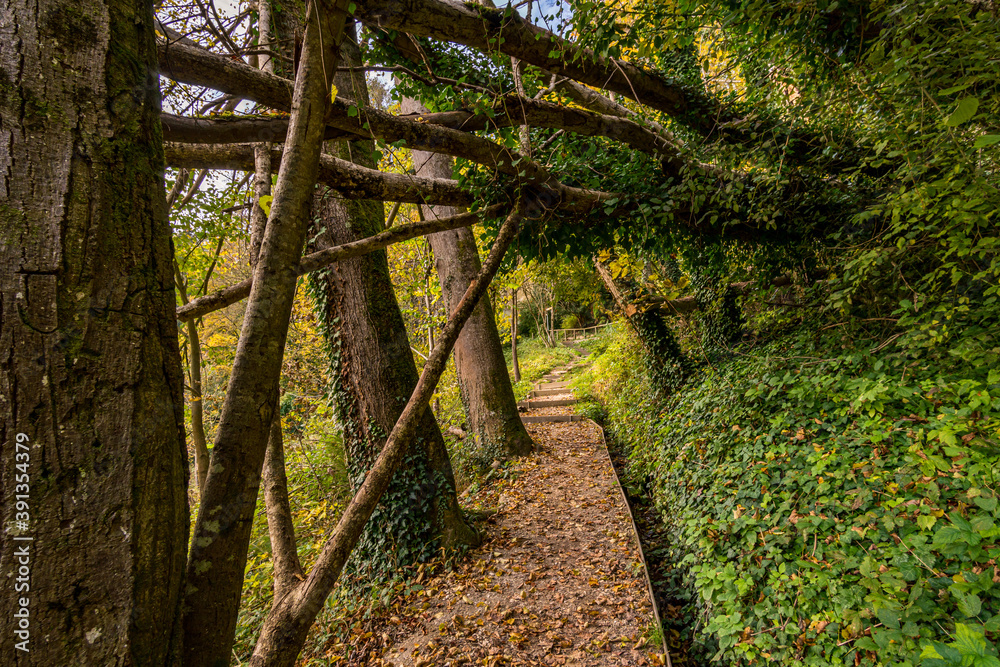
584, 319, 1000, 666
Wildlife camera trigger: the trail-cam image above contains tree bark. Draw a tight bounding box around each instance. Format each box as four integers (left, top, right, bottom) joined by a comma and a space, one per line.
511, 287, 521, 382
262, 410, 304, 602
0, 0, 188, 663
250, 0, 304, 609
307, 28, 477, 579
248, 211, 523, 667
403, 98, 534, 462
180, 1, 351, 664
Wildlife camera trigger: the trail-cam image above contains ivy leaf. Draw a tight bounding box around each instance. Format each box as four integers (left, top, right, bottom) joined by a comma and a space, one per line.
957, 593, 983, 618
917, 514, 937, 531
973, 135, 1000, 149
945, 97, 980, 126
876, 607, 901, 630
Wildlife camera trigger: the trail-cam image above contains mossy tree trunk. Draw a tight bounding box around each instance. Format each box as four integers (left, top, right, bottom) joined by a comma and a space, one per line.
0, 0, 189, 663
595, 259, 692, 390
401, 97, 535, 464
307, 27, 478, 577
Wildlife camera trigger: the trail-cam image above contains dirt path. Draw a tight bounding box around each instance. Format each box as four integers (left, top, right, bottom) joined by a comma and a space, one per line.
358, 357, 667, 666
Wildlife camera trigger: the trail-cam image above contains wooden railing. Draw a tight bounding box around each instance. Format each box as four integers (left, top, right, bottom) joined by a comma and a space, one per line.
552, 322, 612, 341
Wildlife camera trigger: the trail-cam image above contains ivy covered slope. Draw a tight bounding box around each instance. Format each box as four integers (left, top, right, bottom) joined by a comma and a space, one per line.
584, 314, 1000, 666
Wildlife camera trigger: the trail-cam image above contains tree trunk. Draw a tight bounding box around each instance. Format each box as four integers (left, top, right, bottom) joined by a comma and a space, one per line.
307, 26, 477, 577
595, 259, 692, 390
247, 0, 304, 606
173, 263, 210, 496
180, 2, 351, 664
0, 0, 189, 663
248, 211, 523, 667
262, 409, 304, 601
511, 287, 521, 382
188, 322, 209, 494
402, 98, 534, 463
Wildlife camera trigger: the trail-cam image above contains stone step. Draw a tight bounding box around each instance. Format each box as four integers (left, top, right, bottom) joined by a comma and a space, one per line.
520, 415, 584, 423
518, 398, 578, 409
531, 388, 570, 397
537, 381, 571, 390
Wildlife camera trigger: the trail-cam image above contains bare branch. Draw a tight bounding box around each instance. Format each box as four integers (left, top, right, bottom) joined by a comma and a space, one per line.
164, 142, 476, 207
175, 204, 505, 322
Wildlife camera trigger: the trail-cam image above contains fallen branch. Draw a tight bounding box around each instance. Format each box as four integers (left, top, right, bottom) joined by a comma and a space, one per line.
156, 40, 628, 209
162, 95, 682, 161
164, 141, 475, 208
176, 204, 505, 321
398, 95, 682, 160
353, 0, 718, 129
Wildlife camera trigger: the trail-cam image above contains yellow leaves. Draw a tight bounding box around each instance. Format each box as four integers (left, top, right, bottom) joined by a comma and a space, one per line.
330, 83, 338, 102
258, 194, 272, 216
204, 330, 237, 350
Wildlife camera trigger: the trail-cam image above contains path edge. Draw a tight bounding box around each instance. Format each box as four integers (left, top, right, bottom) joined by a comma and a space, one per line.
587, 418, 674, 667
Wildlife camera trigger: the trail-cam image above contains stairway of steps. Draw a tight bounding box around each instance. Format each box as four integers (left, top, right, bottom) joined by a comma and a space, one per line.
517, 354, 586, 423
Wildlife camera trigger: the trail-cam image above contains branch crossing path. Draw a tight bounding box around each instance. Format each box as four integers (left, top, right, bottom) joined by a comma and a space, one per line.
360, 352, 668, 666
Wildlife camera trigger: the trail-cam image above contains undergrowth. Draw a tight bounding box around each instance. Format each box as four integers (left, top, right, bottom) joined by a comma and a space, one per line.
505, 336, 578, 401
581, 318, 1000, 666
232, 335, 574, 661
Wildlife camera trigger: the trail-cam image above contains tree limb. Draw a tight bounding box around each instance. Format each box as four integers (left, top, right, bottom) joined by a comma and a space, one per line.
353, 0, 722, 130
156, 42, 612, 210
179, 1, 352, 663
175, 204, 505, 322
164, 141, 476, 208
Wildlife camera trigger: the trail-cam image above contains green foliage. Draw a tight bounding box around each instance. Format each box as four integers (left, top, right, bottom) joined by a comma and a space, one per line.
231, 416, 351, 660
561, 313, 580, 329
505, 336, 577, 402
584, 319, 1000, 666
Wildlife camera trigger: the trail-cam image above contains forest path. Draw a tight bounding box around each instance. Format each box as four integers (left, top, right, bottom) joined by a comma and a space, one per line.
367, 356, 667, 667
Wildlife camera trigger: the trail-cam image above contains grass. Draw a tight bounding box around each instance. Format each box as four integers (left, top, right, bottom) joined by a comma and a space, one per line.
505, 335, 579, 401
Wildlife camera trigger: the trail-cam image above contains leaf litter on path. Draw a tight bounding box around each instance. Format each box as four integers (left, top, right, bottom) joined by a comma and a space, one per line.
319, 359, 667, 666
